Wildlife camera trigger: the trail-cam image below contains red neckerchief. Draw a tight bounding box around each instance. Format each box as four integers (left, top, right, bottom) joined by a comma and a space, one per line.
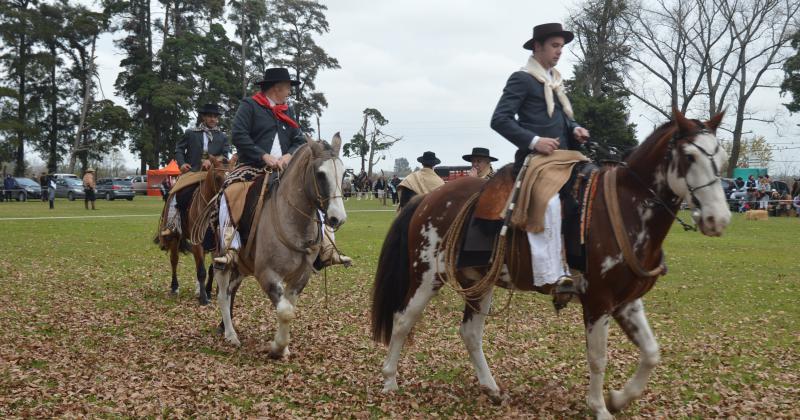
251, 92, 300, 129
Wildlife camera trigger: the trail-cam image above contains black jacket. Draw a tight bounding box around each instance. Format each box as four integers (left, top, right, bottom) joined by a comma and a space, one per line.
175, 129, 229, 171
491, 71, 581, 151
231, 97, 305, 167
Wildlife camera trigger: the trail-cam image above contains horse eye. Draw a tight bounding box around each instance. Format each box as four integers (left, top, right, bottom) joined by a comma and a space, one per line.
687, 155, 695, 163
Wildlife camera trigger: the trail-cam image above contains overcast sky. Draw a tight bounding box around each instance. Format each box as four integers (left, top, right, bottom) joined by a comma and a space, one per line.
76, 0, 800, 175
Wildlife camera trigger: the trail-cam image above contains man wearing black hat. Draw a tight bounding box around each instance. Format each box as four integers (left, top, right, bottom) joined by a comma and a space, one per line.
215, 68, 349, 269
490, 23, 591, 301
160, 103, 230, 237
397, 151, 445, 210
463, 147, 497, 179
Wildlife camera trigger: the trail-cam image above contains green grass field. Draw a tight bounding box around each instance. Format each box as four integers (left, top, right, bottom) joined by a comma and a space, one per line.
0, 196, 797, 418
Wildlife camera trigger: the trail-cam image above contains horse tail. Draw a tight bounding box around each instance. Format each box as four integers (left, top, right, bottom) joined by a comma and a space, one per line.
371, 196, 422, 345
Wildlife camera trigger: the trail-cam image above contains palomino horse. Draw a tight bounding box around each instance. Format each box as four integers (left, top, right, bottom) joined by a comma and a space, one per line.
216, 134, 347, 359
371, 110, 731, 419
156, 157, 230, 305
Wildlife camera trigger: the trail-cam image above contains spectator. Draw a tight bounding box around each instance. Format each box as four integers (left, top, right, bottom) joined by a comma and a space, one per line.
734, 176, 744, 190
374, 177, 385, 199
2, 175, 13, 202
160, 176, 173, 201
39, 173, 48, 202
83, 168, 97, 210
389, 175, 400, 205
47, 175, 56, 209
793, 194, 800, 217
758, 175, 770, 210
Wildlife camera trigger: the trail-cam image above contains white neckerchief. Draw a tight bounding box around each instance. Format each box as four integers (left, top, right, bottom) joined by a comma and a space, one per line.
521, 55, 574, 119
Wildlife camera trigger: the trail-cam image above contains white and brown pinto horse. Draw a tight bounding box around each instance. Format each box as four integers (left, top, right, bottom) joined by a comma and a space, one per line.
215, 135, 347, 359
371, 110, 731, 419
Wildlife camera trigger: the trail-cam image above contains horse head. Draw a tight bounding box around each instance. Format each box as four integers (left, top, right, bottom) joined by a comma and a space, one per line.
303, 133, 347, 229
666, 108, 730, 236
204, 156, 229, 194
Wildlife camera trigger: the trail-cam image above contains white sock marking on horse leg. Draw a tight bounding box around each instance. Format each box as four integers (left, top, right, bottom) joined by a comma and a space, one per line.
609, 299, 660, 411
460, 289, 500, 395
216, 270, 240, 346
586, 315, 612, 420
270, 295, 296, 358
382, 224, 441, 393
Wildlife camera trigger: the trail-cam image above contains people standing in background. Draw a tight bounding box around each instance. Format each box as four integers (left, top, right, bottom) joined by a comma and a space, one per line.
389, 175, 400, 205
3, 175, 13, 202
83, 168, 97, 210
47, 175, 56, 209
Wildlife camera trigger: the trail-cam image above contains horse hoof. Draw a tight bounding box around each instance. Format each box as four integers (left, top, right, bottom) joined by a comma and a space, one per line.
268, 343, 290, 359
224, 332, 241, 347
382, 379, 399, 393
595, 409, 614, 420
604, 390, 625, 413
198, 297, 209, 306
170, 288, 179, 296
216, 323, 224, 335
481, 386, 507, 405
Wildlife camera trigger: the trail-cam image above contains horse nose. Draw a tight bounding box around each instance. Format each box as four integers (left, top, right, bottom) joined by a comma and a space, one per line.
327, 216, 340, 228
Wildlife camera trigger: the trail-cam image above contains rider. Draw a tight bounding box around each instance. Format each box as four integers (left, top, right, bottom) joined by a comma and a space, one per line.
214, 67, 350, 269
463, 147, 497, 179
397, 151, 445, 210
490, 23, 590, 300
160, 103, 229, 237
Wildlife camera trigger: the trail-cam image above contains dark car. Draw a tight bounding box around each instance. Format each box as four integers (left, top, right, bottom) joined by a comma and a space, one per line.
96, 178, 135, 201
771, 180, 790, 196
2, 177, 42, 201
54, 178, 86, 201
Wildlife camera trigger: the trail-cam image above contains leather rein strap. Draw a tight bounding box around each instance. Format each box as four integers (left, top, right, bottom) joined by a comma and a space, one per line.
603, 168, 666, 278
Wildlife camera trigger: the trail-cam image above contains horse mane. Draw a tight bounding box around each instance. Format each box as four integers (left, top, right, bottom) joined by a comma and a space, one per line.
622, 119, 678, 184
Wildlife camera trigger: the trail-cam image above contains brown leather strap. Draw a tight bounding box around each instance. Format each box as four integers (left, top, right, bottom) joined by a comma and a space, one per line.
603, 168, 666, 278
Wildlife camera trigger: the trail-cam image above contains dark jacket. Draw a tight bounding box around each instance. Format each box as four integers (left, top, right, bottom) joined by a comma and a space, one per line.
491, 70, 581, 151
175, 128, 229, 172
231, 97, 305, 167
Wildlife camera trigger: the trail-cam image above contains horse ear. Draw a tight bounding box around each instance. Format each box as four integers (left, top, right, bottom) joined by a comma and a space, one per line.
331, 132, 342, 156
706, 110, 725, 133
673, 107, 694, 134
305, 134, 315, 146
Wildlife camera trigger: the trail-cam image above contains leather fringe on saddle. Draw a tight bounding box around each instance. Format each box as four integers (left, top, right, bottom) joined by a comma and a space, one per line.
440, 154, 535, 301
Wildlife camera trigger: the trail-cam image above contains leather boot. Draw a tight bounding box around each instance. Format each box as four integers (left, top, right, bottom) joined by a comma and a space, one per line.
314, 230, 352, 269
213, 226, 239, 268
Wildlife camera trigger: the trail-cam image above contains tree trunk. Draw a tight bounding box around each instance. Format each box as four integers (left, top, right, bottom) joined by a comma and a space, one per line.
47, 42, 59, 173
14, 30, 28, 176
68, 36, 96, 174
359, 114, 367, 172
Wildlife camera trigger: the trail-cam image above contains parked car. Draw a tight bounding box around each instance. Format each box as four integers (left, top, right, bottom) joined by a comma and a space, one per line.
771, 180, 790, 196
51, 173, 79, 180
54, 178, 86, 201
96, 178, 135, 201
2, 177, 42, 201
130, 175, 148, 195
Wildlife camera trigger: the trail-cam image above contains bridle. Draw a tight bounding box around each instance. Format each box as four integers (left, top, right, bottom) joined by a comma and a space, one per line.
668, 128, 722, 209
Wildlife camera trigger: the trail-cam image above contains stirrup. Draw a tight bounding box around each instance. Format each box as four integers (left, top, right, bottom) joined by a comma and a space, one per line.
552, 275, 577, 312
160, 228, 173, 237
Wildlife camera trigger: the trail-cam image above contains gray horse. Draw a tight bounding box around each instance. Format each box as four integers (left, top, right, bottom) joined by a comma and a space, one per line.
216, 134, 347, 359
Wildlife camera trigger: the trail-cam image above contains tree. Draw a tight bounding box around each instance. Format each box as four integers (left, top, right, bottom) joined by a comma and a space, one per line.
393, 157, 411, 176
620, 0, 800, 176
781, 30, 800, 113
342, 108, 401, 180
568, 0, 637, 155
266, 0, 340, 133
0, 0, 45, 176
721, 135, 773, 171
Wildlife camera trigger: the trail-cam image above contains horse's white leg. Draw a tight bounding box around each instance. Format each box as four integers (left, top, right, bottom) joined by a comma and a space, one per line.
269, 291, 297, 359
607, 299, 660, 412
586, 314, 613, 420
460, 289, 503, 402
381, 275, 440, 393
216, 268, 240, 347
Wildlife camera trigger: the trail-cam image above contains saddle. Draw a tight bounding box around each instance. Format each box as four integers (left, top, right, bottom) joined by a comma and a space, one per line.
458, 160, 600, 271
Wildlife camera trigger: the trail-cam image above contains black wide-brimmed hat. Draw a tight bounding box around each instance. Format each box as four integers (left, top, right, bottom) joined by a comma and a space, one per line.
523, 23, 574, 50
417, 151, 441, 166
197, 103, 222, 115
462, 147, 497, 162
253, 67, 301, 87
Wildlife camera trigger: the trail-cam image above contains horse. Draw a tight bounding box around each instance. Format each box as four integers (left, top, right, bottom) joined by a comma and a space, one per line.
370, 109, 731, 419
215, 134, 347, 359
156, 156, 231, 305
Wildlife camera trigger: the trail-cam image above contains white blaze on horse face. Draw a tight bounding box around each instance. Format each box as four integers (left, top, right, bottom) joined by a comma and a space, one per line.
667, 133, 731, 237
320, 158, 347, 226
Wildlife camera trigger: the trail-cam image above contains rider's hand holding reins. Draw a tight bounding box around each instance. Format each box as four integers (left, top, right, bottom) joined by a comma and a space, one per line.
278, 154, 292, 171
262, 153, 280, 170
533, 137, 560, 155
574, 127, 590, 143
180, 163, 191, 173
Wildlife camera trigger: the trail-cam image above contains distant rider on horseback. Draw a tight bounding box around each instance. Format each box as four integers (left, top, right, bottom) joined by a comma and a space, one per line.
490, 23, 590, 299
160, 103, 229, 238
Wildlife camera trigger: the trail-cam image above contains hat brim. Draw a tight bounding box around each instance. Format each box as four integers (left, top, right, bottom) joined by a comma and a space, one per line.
523, 31, 574, 50
417, 157, 441, 166
254, 79, 302, 87
462, 154, 498, 162
198, 109, 222, 115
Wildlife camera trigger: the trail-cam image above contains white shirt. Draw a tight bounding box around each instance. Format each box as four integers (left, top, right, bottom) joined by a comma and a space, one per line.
266, 95, 283, 159
203, 132, 209, 153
